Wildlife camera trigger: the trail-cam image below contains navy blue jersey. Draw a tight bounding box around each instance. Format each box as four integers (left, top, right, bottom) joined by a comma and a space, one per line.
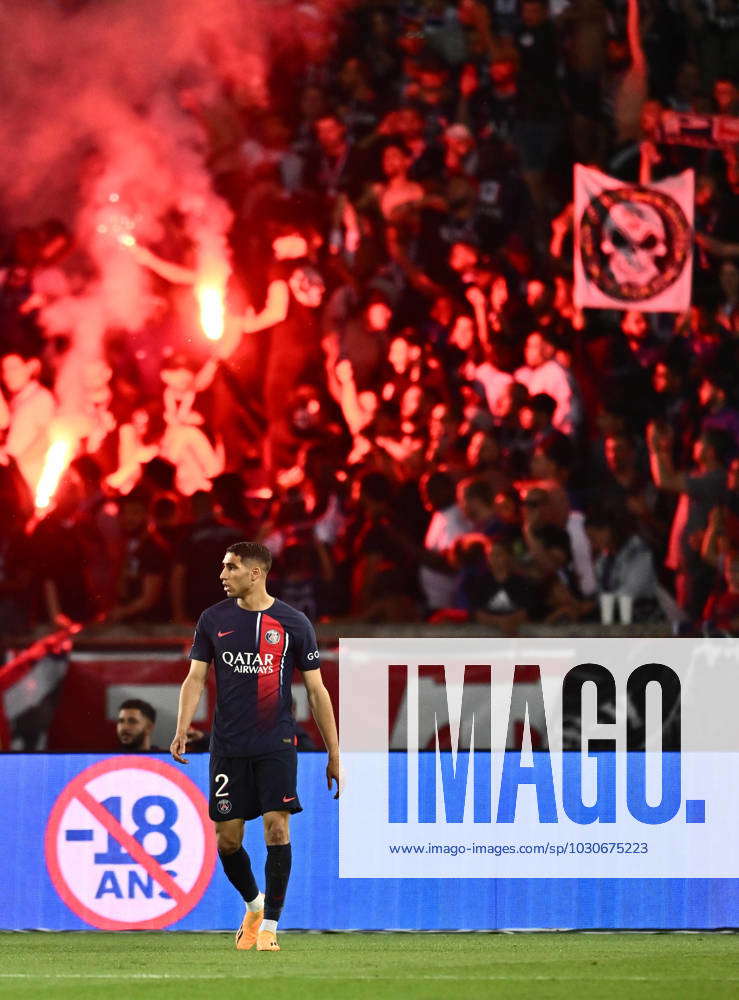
189, 597, 320, 756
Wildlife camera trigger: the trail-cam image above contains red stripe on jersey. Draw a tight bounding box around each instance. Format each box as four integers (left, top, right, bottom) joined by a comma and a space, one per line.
257, 614, 285, 725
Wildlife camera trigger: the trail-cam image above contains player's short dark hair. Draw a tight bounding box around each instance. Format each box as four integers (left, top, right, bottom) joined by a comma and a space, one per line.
226, 541, 273, 575
118, 699, 156, 724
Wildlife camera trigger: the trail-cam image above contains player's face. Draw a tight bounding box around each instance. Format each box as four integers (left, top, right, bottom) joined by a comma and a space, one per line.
116, 710, 152, 750
220, 553, 261, 599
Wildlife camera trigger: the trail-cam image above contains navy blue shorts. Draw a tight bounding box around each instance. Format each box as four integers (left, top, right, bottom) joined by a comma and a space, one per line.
209, 748, 302, 822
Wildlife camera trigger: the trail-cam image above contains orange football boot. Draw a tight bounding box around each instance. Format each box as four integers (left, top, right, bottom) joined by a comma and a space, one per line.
256, 929, 280, 952
235, 908, 263, 950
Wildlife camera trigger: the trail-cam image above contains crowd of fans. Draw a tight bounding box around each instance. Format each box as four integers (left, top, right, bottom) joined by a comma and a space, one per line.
1, 0, 738, 640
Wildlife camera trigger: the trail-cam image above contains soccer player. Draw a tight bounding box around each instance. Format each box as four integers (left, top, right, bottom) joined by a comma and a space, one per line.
170, 541, 340, 953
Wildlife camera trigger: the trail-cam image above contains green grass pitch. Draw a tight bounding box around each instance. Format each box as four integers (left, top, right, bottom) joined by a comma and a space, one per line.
0, 932, 736, 1000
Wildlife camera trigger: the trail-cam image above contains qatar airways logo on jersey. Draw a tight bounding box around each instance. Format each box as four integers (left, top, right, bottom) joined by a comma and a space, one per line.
222, 651, 275, 674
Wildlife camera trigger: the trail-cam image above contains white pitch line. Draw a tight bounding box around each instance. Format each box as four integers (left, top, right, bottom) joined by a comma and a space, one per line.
0, 974, 736, 983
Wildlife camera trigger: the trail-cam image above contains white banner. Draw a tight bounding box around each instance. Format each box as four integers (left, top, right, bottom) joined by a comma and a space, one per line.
338, 638, 738, 878
573, 165, 694, 312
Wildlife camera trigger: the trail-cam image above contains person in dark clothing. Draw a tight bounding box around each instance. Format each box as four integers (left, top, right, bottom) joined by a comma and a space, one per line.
648, 423, 731, 622
348, 470, 420, 620
31, 467, 102, 625
237, 228, 326, 475
106, 490, 170, 623
702, 550, 739, 636
171, 491, 243, 622
463, 536, 542, 631
514, 0, 564, 211
171, 541, 340, 953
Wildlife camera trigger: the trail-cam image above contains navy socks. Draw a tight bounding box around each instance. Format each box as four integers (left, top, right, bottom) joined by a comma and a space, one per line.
218, 846, 259, 903
264, 843, 292, 921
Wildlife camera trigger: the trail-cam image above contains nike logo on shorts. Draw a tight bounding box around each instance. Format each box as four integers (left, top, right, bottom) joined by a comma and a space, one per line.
282, 795, 296, 803
218, 630, 235, 637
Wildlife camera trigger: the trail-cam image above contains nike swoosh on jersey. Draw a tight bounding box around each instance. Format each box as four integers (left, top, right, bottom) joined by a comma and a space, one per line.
218, 630, 235, 637
282, 795, 296, 803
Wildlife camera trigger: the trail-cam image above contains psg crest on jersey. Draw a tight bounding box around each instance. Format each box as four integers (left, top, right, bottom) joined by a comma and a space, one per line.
217, 800, 232, 815
265, 629, 281, 645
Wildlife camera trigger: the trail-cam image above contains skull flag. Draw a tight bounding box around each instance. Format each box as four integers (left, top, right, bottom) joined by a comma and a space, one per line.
573, 164, 694, 312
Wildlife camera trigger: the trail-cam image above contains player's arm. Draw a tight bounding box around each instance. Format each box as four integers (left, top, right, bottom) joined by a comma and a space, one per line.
302, 667, 341, 798
171, 658, 210, 764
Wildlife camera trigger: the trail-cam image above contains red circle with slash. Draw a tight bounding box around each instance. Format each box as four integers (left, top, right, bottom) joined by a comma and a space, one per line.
45, 757, 216, 930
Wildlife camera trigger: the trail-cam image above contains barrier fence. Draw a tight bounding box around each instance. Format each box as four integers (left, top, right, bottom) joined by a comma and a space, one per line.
1, 627, 736, 931
2, 752, 737, 931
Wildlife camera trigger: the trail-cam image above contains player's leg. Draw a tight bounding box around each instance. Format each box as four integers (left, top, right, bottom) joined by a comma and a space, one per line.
256, 811, 291, 951
215, 818, 256, 898
253, 747, 302, 952
210, 756, 264, 949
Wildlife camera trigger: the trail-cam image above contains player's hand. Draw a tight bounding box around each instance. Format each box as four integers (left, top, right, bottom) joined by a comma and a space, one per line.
326, 756, 343, 799
170, 732, 189, 764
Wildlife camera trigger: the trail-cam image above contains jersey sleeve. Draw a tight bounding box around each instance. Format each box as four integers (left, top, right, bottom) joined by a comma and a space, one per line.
189, 611, 214, 663
293, 614, 320, 672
